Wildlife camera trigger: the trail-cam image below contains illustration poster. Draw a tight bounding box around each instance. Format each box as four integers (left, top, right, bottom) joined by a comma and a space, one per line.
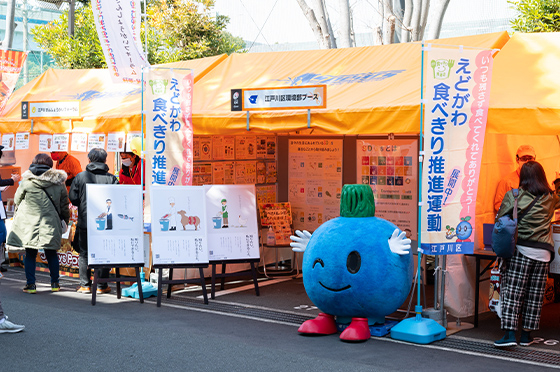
52, 133, 69, 152
15, 132, 29, 150
197, 136, 212, 161
1, 133, 14, 151
356, 138, 418, 240
86, 185, 144, 265
88, 133, 106, 152
288, 139, 343, 231
204, 184, 259, 260
71, 133, 88, 152
150, 185, 209, 265
107, 132, 126, 152
236, 136, 257, 159
39, 134, 53, 152
193, 163, 212, 185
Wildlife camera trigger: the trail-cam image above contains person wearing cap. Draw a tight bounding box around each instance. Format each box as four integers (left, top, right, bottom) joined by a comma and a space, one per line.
0, 145, 20, 272
50, 151, 82, 192
494, 145, 536, 213
118, 152, 143, 185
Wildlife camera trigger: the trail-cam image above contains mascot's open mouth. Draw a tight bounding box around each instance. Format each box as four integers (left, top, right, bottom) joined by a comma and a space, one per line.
319, 282, 351, 292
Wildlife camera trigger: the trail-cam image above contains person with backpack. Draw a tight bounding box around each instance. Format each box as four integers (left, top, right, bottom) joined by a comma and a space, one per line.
494, 161, 560, 347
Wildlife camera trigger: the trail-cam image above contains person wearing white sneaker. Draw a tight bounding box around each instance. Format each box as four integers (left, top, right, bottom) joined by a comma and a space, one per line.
0, 297, 25, 333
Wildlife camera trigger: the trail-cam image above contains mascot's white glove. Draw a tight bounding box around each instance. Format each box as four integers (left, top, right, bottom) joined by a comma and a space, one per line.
290, 230, 312, 253
388, 229, 411, 256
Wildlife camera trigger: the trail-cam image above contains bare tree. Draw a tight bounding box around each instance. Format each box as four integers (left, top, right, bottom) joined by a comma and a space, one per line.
296, 0, 331, 49
1, 0, 17, 50
338, 0, 352, 48
382, 0, 395, 45
427, 0, 451, 40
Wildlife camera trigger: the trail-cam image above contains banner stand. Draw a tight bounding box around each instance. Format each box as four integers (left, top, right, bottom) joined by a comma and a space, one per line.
210, 259, 260, 299
153, 264, 209, 306
91, 264, 144, 306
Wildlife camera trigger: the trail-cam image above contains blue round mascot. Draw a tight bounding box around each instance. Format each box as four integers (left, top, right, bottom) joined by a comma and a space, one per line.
291, 184, 413, 342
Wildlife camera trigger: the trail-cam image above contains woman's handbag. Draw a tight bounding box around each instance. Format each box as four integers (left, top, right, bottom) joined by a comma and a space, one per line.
40, 187, 68, 234
492, 189, 539, 258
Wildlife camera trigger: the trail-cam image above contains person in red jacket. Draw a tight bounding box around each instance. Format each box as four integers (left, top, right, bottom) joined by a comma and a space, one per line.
51, 151, 82, 192
119, 152, 143, 185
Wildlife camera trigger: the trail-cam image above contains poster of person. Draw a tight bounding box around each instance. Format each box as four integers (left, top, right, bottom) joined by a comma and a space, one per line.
204, 184, 259, 260
52, 133, 70, 152
86, 184, 144, 265
15, 132, 30, 150
150, 185, 209, 265
39, 134, 53, 152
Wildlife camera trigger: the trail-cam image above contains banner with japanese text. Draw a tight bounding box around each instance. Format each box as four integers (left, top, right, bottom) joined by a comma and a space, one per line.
420, 46, 494, 255
0, 50, 27, 115
145, 68, 194, 188
91, 0, 147, 84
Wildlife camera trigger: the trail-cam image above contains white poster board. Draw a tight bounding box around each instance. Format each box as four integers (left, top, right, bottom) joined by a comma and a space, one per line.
53, 133, 69, 152
15, 133, 29, 150
150, 185, 209, 265
39, 134, 53, 152
71, 133, 88, 152
204, 184, 259, 261
86, 184, 144, 265
107, 132, 126, 152
2, 133, 14, 151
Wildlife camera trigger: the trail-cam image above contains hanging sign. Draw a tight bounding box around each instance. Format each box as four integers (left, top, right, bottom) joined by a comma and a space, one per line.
71, 133, 88, 152
0, 50, 27, 115
52, 133, 70, 152
39, 134, 53, 152
21, 100, 80, 119
232, 85, 327, 111
15, 132, 29, 150
420, 47, 494, 255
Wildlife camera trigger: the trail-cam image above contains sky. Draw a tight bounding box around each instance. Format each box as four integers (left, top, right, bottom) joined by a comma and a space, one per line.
213, 0, 517, 50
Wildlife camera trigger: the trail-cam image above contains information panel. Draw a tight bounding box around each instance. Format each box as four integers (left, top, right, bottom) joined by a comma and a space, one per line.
86, 185, 144, 265
204, 184, 259, 261
150, 185, 209, 265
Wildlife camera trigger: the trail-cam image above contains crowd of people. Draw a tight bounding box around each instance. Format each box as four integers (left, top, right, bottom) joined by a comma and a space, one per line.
0, 149, 142, 333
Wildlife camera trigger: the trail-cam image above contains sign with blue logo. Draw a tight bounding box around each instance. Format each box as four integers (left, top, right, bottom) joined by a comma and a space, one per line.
238, 85, 327, 111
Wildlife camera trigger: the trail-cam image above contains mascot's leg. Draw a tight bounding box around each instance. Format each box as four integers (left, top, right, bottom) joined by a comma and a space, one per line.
339, 317, 370, 342
298, 313, 337, 335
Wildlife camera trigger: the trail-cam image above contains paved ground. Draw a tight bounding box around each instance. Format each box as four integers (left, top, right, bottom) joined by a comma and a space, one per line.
1, 267, 559, 371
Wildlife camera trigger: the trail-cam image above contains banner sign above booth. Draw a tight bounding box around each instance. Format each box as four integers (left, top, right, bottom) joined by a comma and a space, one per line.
231, 85, 327, 111
420, 46, 494, 255
21, 100, 80, 119
0, 50, 27, 115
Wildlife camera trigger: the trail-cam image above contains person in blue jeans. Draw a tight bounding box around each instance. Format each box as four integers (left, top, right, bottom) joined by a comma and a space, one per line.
0, 145, 20, 272
7, 154, 69, 293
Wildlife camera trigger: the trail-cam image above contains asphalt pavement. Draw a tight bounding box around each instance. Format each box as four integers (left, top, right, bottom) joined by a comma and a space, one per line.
0, 267, 559, 371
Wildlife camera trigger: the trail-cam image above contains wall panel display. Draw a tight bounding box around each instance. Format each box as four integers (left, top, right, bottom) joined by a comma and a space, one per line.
356, 138, 418, 239
288, 139, 343, 231
150, 185, 209, 265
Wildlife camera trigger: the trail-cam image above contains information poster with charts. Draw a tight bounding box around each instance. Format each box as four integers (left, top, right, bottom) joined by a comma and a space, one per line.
150, 186, 209, 265
204, 184, 259, 260
86, 185, 144, 265
356, 138, 418, 239
288, 139, 343, 231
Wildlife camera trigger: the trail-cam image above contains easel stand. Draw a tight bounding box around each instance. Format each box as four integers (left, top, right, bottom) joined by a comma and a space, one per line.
153, 264, 209, 306
210, 259, 260, 300
90, 264, 144, 306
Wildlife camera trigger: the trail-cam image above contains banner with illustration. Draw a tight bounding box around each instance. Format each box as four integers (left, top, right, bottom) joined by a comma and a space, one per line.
91, 0, 147, 84
145, 68, 194, 188
0, 50, 27, 114
420, 46, 494, 255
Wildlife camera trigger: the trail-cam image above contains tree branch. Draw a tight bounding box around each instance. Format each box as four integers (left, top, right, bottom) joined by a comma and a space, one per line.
296, 0, 329, 49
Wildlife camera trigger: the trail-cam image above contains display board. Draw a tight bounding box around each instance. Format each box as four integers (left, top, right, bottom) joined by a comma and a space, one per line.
259, 202, 292, 245
204, 184, 259, 260
150, 185, 209, 265
356, 138, 418, 239
86, 184, 144, 265
288, 138, 343, 231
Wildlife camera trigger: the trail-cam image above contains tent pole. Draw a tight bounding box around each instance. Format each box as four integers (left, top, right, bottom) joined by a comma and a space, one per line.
307, 109, 311, 128
246, 111, 250, 131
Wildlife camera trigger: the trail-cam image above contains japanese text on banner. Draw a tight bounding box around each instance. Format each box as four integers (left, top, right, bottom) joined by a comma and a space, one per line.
420, 47, 494, 255
0, 50, 28, 114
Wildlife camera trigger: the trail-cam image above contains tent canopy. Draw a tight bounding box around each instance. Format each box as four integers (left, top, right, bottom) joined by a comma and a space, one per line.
0, 32, 509, 135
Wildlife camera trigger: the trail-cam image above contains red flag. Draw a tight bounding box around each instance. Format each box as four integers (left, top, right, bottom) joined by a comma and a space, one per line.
0, 50, 28, 115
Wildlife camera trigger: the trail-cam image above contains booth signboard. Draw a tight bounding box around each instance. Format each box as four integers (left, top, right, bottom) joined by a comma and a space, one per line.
204, 184, 259, 260
86, 184, 144, 265
21, 100, 80, 119
39, 134, 53, 152
239, 85, 326, 111
52, 133, 69, 151
15, 133, 29, 150
150, 185, 209, 265
288, 139, 343, 231
356, 138, 418, 240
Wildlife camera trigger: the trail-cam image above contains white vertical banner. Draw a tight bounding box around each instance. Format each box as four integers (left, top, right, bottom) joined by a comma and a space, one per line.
91, 0, 148, 84
145, 68, 194, 187
420, 47, 494, 255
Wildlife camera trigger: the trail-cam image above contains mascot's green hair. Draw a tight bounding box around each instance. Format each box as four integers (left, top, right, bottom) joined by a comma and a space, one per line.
340, 184, 376, 218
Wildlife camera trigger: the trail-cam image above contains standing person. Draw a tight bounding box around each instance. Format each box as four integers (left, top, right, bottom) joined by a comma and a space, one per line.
0, 145, 20, 272
494, 145, 536, 213
69, 148, 119, 294
50, 151, 81, 192
0, 298, 25, 333
494, 161, 560, 347
7, 154, 70, 293
118, 152, 142, 185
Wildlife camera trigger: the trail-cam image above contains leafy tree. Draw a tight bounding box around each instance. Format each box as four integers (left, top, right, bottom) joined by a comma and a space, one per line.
31, 0, 245, 69
509, 0, 560, 32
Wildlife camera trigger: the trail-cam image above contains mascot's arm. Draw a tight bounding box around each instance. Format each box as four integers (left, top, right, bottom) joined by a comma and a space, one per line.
388, 229, 411, 255
290, 230, 312, 252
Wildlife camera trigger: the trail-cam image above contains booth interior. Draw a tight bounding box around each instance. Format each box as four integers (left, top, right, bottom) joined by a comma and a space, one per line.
1, 31, 560, 321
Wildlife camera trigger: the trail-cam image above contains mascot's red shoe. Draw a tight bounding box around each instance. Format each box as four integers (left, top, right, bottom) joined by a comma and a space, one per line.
298, 313, 338, 335
340, 318, 370, 342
